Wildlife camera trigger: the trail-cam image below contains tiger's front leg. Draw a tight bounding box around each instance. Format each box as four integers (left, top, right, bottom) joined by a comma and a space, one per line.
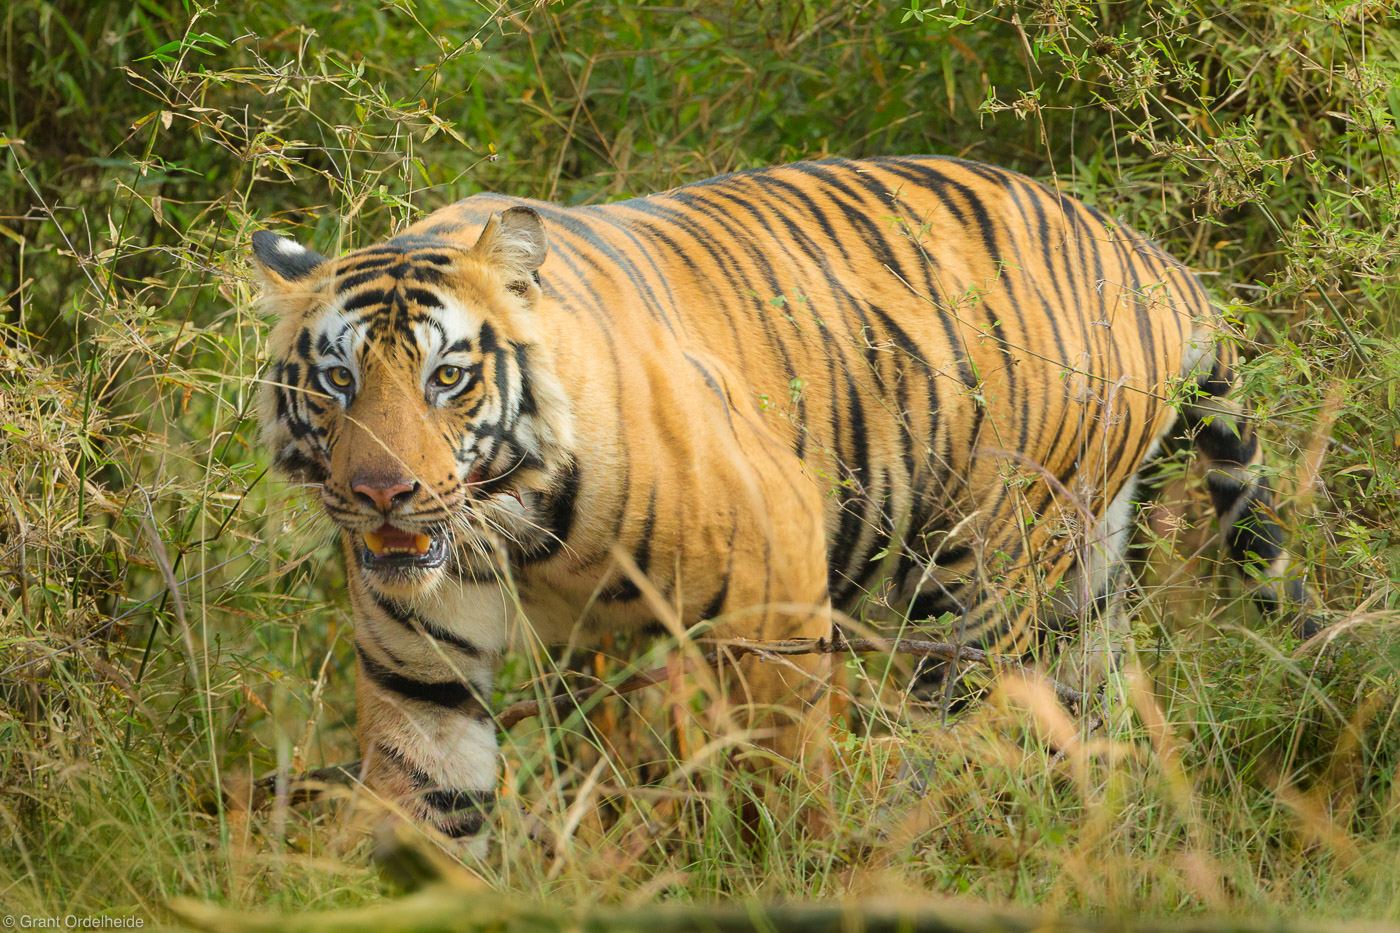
350, 570, 508, 856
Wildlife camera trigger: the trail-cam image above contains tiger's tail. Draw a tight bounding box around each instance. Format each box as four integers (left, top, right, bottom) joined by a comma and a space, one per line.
1176, 335, 1320, 638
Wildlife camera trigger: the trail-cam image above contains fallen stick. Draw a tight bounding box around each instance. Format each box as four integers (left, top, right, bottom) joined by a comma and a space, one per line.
170, 885, 1400, 933
241, 634, 1086, 809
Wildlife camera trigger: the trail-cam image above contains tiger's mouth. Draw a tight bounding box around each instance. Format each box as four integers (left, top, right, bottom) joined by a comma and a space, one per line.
359, 523, 448, 572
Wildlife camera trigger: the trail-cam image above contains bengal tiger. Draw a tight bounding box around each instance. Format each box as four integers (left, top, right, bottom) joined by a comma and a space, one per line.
252, 155, 1314, 851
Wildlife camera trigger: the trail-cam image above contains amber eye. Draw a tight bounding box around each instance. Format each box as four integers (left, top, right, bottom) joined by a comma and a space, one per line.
433, 364, 464, 388
326, 366, 353, 389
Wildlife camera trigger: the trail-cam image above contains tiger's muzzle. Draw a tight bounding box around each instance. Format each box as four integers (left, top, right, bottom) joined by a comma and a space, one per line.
340, 467, 458, 588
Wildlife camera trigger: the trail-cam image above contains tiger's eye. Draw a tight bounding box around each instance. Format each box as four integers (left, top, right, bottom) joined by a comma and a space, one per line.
434, 365, 464, 387
327, 366, 353, 388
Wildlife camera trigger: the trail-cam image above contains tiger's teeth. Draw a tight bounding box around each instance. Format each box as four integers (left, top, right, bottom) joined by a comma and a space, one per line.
363, 530, 385, 555
414, 534, 432, 553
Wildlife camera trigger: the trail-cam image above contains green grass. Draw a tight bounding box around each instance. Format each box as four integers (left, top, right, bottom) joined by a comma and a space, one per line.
2, 0, 1399, 927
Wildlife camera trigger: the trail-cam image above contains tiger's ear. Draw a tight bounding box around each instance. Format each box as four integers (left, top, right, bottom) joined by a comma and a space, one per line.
471, 207, 548, 290
251, 230, 328, 289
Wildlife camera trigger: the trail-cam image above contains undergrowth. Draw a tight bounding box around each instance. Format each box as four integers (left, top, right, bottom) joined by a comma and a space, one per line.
1, 0, 1399, 926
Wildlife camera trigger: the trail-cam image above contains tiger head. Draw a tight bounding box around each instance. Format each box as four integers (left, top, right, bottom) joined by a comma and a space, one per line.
252, 208, 575, 596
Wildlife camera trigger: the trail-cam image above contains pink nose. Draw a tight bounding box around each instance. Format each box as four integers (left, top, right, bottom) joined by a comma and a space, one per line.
352, 478, 418, 513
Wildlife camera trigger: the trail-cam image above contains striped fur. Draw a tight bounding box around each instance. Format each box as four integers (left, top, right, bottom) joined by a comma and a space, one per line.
252, 156, 1313, 846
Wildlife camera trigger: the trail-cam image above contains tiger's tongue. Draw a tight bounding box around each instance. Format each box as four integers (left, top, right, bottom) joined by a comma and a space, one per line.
363, 524, 432, 556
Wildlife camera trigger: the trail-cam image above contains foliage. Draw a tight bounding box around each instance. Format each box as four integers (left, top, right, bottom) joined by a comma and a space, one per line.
1, 0, 1398, 926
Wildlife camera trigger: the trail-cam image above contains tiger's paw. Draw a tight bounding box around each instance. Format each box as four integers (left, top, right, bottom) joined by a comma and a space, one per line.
372, 815, 491, 891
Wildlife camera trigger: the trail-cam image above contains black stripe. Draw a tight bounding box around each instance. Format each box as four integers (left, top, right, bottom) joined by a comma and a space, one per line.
1225, 487, 1285, 566
421, 786, 495, 816
373, 743, 495, 837
372, 593, 483, 657
400, 286, 443, 307
340, 288, 388, 313
700, 515, 739, 621
519, 457, 581, 563
1185, 411, 1259, 466
337, 266, 391, 291
601, 485, 658, 602
356, 645, 489, 717
383, 233, 454, 251
700, 577, 729, 621
1205, 471, 1248, 519
907, 588, 964, 622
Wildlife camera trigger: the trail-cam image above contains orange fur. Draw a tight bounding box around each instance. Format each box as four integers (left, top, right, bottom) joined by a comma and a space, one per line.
252, 156, 1310, 847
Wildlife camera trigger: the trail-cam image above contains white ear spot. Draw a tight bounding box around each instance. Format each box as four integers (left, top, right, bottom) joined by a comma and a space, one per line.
252, 230, 327, 283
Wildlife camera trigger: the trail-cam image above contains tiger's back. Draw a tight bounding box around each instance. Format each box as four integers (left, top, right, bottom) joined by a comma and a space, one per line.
407, 156, 1202, 650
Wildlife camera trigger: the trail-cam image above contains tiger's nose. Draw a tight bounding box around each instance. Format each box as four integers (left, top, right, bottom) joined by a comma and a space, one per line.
352, 475, 419, 513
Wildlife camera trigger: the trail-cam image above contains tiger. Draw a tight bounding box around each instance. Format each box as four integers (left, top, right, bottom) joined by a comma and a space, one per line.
252, 155, 1315, 852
